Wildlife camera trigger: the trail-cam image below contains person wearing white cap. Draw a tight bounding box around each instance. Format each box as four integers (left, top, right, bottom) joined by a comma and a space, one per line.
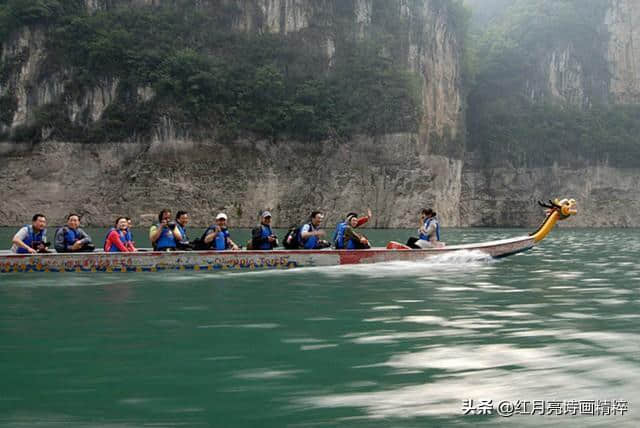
202, 213, 239, 250
250, 210, 278, 250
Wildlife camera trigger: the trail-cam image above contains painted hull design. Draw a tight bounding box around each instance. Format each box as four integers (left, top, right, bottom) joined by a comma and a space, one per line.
0, 236, 535, 273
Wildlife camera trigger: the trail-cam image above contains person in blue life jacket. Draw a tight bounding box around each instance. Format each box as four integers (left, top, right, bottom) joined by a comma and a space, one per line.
342, 214, 371, 249
54, 213, 94, 252
124, 217, 135, 250
332, 209, 372, 249
251, 211, 279, 250
149, 209, 181, 251
174, 210, 193, 250
333, 212, 355, 249
11, 214, 49, 254
104, 217, 136, 252
202, 213, 240, 250
406, 208, 443, 249
299, 211, 330, 249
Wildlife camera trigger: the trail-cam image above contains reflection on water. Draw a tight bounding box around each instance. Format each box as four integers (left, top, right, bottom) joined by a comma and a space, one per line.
301, 337, 639, 423
0, 228, 639, 427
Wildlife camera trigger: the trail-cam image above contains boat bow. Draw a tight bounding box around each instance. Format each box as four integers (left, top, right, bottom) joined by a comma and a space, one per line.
530, 198, 578, 243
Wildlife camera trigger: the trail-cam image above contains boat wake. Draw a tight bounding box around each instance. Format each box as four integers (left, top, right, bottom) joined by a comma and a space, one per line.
323, 250, 495, 278
230, 250, 495, 279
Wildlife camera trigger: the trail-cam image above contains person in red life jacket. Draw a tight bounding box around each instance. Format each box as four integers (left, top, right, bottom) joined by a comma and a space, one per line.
54, 213, 94, 252
12, 214, 49, 254
149, 209, 181, 251
104, 217, 135, 252
251, 211, 278, 250
202, 213, 240, 250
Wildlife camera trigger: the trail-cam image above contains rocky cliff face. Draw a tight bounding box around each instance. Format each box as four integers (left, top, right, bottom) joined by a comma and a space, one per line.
0, 0, 465, 227
545, 44, 588, 106
461, 160, 640, 227
1, 27, 48, 130
503, 0, 640, 108
461, 0, 640, 228
2, 0, 463, 148
0, 26, 121, 136
0, 136, 462, 228
523, 24, 606, 108
606, 0, 640, 104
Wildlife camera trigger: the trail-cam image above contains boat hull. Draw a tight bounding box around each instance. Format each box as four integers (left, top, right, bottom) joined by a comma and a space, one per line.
0, 235, 535, 273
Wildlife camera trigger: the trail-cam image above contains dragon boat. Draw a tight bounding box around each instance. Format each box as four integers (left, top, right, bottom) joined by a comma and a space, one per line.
0, 199, 577, 274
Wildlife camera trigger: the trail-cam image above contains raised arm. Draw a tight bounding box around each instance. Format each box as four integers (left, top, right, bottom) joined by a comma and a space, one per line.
172, 226, 183, 241
356, 209, 372, 227
203, 227, 219, 244
149, 224, 163, 244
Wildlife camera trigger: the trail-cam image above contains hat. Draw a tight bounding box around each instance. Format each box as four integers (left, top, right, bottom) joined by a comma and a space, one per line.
346, 213, 357, 221
261, 210, 272, 218
216, 213, 228, 220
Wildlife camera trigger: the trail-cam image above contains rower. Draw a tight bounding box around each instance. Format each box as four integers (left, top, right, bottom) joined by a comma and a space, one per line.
11, 214, 48, 254
54, 213, 94, 252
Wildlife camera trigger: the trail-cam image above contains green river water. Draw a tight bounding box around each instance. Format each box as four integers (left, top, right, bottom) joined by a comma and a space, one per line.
0, 227, 638, 427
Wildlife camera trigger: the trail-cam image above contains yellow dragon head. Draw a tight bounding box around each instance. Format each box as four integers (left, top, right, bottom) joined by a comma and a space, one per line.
538, 198, 578, 219
530, 198, 577, 242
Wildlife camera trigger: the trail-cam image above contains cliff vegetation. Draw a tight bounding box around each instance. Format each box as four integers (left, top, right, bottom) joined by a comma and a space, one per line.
466, 0, 640, 168
0, 0, 422, 143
